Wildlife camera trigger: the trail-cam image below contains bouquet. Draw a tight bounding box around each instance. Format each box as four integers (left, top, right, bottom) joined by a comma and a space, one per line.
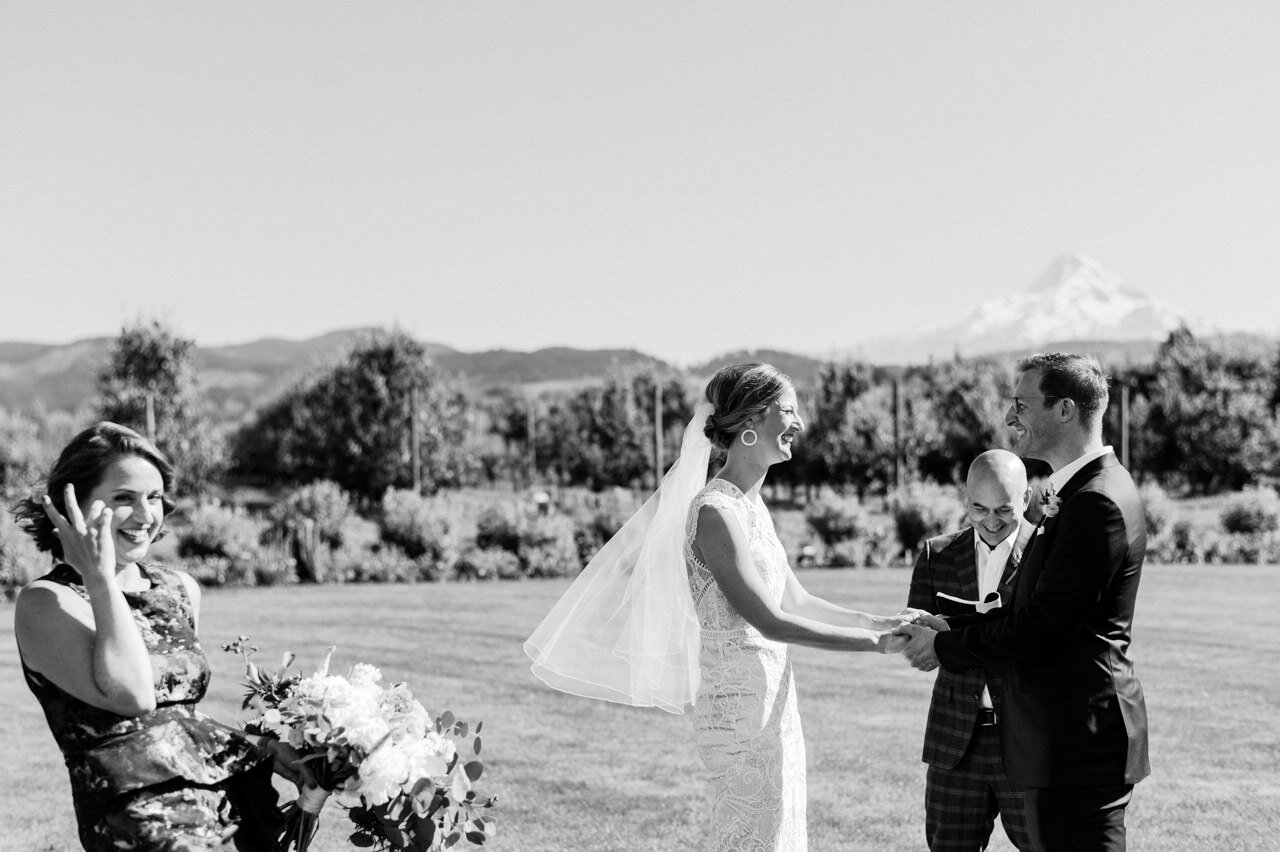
223, 637, 497, 851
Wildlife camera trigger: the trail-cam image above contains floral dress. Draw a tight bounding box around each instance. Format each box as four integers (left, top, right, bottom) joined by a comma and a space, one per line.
20, 563, 281, 851
684, 479, 807, 852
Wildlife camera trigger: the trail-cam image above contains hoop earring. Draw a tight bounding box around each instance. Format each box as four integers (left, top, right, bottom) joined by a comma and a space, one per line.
740, 429, 758, 447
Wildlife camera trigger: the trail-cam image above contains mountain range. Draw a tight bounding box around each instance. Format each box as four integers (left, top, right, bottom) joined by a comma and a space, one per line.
0, 253, 1270, 420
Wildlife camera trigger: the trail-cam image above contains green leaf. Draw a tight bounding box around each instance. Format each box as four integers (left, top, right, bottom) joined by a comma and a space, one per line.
463, 760, 483, 782
349, 834, 375, 848
472, 736, 482, 755
440, 710, 456, 731
456, 721, 468, 738
408, 814, 436, 851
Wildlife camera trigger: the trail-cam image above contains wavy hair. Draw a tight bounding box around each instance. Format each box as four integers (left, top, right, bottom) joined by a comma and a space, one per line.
11, 422, 177, 561
702, 363, 792, 452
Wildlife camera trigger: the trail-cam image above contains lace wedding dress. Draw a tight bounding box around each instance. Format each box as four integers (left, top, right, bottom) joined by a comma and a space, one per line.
685, 478, 806, 852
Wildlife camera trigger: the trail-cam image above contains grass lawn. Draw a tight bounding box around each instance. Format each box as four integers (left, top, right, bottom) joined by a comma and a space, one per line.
2, 563, 1277, 851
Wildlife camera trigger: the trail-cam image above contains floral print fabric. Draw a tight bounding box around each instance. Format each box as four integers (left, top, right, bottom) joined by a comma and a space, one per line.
21, 563, 276, 850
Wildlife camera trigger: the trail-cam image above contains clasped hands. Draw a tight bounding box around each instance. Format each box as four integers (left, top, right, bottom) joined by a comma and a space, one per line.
890, 607, 949, 672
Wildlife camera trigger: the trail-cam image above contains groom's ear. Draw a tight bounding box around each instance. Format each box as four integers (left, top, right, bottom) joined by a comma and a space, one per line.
1056, 398, 1077, 422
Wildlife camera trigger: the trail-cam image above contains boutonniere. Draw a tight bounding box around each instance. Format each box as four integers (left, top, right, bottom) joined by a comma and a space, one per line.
1040, 484, 1061, 519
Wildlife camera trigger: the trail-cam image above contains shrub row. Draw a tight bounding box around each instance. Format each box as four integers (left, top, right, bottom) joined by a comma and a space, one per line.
166, 483, 613, 587
6, 478, 1277, 595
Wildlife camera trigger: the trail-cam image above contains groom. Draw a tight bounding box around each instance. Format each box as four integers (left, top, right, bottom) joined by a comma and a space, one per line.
898, 353, 1150, 851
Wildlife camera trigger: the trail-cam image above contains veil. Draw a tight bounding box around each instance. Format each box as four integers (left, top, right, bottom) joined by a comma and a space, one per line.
523, 402, 713, 714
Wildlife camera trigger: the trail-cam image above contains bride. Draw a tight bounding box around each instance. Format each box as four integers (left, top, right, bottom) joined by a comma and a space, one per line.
526, 363, 911, 851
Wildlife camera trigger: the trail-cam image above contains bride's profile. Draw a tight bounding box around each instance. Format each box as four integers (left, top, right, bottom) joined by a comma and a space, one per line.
526, 362, 911, 851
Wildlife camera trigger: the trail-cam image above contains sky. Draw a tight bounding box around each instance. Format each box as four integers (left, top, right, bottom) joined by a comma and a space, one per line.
3, 2, 1279, 364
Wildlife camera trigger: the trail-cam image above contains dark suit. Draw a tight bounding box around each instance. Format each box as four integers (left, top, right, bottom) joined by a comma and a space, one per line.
909, 527, 1031, 851
936, 452, 1150, 851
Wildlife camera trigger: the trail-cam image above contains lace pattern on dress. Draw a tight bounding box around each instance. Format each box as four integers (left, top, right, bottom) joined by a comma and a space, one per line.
684, 478, 807, 851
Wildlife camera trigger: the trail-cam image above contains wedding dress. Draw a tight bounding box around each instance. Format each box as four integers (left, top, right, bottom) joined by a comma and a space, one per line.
685, 478, 807, 852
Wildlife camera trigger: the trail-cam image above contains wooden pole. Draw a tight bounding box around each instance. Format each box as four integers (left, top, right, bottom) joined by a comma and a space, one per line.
527, 396, 536, 483
891, 379, 901, 490
410, 385, 422, 493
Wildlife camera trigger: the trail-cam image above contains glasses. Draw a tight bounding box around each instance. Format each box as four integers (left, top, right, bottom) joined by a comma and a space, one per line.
1006, 395, 1062, 410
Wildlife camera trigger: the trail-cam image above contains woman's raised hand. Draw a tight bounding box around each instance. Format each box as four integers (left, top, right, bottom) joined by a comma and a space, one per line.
43, 484, 117, 585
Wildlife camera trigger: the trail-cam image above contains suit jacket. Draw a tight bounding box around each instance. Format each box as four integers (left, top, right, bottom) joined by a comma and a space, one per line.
908, 526, 1022, 770
935, 452, 1151, 788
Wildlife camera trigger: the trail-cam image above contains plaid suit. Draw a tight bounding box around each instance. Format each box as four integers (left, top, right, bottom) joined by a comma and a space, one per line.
908, 527, 1032, 851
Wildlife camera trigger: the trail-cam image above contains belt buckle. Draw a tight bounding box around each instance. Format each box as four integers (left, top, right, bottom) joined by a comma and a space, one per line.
978, 708, 998, 727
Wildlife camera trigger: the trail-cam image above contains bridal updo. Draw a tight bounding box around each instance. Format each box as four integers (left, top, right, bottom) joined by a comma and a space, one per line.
703, 363, 792, 451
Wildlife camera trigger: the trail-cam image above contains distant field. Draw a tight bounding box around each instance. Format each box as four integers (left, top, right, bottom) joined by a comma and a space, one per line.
2, 564, 1277, 851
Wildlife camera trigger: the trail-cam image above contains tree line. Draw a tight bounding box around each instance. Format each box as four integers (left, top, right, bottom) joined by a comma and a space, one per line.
1, 321, 1277, 504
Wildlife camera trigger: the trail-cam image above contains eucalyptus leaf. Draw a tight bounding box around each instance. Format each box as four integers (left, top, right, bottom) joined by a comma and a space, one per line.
464, 760, 483, 782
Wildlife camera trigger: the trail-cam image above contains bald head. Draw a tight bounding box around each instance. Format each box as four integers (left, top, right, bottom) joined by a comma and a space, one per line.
965, 450, 1030, 547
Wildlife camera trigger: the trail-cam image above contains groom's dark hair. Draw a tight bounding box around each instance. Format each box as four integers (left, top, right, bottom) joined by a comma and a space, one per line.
1017, 353, 1110, 428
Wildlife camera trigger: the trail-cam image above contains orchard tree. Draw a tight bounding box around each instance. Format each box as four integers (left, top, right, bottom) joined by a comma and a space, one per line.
527, 372, 690, 491
96, 321, 226, 495
912, 359, 1012, 484
803, 362, 895, 496
1144, 328, 1280, 492
231, 331, 479, 500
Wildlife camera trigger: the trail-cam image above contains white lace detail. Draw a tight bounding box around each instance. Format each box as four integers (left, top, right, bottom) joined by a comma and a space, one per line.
685, 478, 807, 851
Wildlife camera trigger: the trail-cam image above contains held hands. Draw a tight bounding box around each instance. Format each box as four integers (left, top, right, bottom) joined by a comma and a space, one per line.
42, 484, 116, 585
896, 607, 950, 633
876, 630, 910, 654
893, 622, 941, 671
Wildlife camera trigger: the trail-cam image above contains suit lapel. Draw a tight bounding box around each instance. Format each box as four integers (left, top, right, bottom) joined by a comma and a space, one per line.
955, 527, 979, 601
1000, 521, 1035, 591
1011, 452, 1120, 606
1052, 451, 1118, 505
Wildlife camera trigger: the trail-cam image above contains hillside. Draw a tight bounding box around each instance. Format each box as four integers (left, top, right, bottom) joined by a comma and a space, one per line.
0, 331, 675, 420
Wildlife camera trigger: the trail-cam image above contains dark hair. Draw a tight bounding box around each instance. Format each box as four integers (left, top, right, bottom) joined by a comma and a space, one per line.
12, 422, 177, 560
703, 363, 792, 451
1016, 352, 1110, 427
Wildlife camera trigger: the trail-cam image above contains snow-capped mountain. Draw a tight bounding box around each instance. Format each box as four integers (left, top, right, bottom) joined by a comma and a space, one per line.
865, 254, 1196, 363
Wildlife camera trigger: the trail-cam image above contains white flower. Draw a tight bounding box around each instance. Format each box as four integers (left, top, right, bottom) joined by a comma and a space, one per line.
357, 744, 414, 806
1040, 484, 1062, 519
348, 663, 383, 688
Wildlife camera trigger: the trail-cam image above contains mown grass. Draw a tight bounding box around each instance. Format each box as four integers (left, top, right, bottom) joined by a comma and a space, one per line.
2, 564, 1277, 851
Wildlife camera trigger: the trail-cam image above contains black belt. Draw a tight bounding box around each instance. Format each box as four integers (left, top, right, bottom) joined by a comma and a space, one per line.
977, 708, 998, 727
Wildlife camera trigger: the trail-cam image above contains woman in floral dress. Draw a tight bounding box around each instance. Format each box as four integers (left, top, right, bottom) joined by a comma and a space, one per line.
12, 422, 305, 851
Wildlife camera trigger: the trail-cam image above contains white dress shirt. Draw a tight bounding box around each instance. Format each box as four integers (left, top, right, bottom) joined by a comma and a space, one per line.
975, 523, 1020, 605
1047, 445, 1114, 494
972, 523, 1023, 710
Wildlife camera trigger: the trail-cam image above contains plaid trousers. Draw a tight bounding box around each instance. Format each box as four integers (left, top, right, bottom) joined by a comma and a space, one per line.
925, 723, 1032, 852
